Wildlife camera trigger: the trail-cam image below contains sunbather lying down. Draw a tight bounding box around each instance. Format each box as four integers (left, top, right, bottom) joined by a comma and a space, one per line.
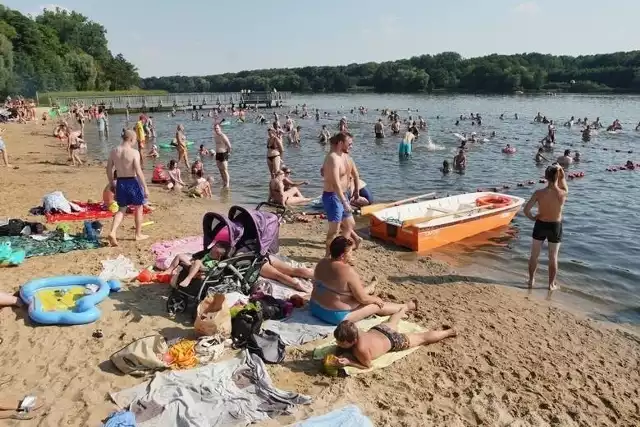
332, 307, 457, 369
167, 242, 314, 292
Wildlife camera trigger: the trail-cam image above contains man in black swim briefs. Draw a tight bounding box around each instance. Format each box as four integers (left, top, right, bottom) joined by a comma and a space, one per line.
374, 119, 385, 138
213, 123, 231, 188
524, 164, 568, 291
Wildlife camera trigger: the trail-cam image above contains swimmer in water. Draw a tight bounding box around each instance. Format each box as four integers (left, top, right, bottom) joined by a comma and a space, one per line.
374, 119, 385, 138
453, 149, 466, 171
556, 149, 573, 167
440, 160, 450, 174
573, 152, 581, 163
199, 144, 209, 156
535, 147, 548, 163
319, 125, 331, 144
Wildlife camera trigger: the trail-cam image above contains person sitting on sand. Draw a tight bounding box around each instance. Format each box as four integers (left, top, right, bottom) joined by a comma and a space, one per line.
269, 169, 312, 207
453, 149, 466, 171
310, 236, 417, 325
167, 160, 186, 191
168, 242, 314, 292
440, 160, 450, 174
282, 166, 308, 192
535, 147, 548, 163
105, 130, 149, 246
331, 309, 457, 369
348, 178, 373, 207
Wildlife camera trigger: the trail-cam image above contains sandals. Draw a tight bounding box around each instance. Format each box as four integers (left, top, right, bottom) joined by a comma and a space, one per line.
0, 395, 43, 421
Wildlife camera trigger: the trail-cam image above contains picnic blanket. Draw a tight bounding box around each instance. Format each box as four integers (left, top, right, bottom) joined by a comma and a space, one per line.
0, 234, 101, 258
312, 317, 424, 375
46, 202, 151, 223
291, 405, 373, 427
263, 307, 334, 346
151, 236, 202, 270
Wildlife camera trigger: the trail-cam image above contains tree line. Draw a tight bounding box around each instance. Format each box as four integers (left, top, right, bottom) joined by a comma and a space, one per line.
141, 51, 640, 95
0, 5, 139, 96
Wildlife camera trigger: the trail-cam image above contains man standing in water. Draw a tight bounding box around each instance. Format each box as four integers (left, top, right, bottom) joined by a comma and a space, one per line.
321, 132, 361, 256
106, 130, 149, 246
213, 123, 231, 188
374, 119, 385, 138
524, 164, 568, 291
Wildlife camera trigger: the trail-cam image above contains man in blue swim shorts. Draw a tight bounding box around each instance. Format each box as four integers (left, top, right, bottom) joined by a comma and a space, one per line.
321, 132, 362, 256
105, 129, 149, 247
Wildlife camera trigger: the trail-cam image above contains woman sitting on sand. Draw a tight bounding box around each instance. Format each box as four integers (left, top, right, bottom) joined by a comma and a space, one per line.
269, 169, 312, 207
310, 236, 417, 325
166, 160, 185, 191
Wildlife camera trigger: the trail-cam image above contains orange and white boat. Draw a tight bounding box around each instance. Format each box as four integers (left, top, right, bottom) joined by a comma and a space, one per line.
369, 192, 524, 252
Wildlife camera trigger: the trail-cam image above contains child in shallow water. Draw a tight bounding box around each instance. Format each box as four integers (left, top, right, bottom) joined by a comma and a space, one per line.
440, 160, 450, 174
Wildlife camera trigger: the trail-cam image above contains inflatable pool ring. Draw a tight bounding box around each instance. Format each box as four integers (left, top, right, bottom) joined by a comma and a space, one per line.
476, 195, 512, 209
20, 276, 121, 325
398, 141, 412, 157
502, 147, 517, 154
158, 140, 194, 149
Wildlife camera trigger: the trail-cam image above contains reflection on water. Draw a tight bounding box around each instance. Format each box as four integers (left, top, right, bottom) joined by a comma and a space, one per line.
84, 93, 640, 323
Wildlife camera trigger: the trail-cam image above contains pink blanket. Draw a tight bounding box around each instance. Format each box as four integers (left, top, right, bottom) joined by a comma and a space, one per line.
151, 236, 203, 270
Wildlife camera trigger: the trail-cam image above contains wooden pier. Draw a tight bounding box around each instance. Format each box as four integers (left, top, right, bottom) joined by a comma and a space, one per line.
47, 91, 292, 112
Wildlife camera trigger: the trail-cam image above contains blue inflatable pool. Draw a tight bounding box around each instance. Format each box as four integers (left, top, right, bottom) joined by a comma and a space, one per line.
20, 276, 121, 325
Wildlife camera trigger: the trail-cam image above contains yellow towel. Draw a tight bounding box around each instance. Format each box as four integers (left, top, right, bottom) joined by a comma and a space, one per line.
312, 316, 424, 375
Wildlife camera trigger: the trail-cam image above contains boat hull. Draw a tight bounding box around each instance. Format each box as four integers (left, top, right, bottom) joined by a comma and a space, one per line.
369, 205, 520, 252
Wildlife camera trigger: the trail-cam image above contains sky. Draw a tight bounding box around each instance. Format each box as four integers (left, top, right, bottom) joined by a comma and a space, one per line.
5, 0, 640, 78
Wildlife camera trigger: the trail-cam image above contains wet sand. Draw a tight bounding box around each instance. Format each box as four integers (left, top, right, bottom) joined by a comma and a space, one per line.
0, 122, 638, 426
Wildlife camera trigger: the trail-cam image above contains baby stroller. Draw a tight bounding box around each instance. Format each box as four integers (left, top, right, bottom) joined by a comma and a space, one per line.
166, 205, 280, 316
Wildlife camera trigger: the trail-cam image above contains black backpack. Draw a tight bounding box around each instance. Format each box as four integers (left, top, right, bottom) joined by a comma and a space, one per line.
231, 308, 286, 364
231, 308, 263, 348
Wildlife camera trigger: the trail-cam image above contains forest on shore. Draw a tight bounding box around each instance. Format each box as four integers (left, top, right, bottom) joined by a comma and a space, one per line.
0, 5, 139, 97
141, 51, 640, 95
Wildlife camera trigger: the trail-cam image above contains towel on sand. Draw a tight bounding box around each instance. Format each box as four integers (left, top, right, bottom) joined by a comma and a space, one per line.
291, 405, 373, 427
151, 236, 202, 270
312, 317, 424, 375
110, 350, 311, 427
264, 307, 335, 346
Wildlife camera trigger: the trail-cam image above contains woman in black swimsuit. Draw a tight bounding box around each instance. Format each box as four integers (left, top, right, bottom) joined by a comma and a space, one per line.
266, 128, 284, 177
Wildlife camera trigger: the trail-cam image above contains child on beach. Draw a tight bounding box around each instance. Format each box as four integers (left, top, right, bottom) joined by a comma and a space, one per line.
167, 160, 185, 191
147, 144, 159, 159
332, 308, 457, 369
167, 241, 231, 287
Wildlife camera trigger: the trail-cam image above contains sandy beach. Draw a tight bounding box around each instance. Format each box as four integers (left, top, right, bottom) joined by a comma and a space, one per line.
0, 122, 639, 427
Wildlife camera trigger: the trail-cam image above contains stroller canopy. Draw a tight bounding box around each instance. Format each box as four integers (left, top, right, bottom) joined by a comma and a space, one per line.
229, 206, 279, 255
202, 212, 244, 250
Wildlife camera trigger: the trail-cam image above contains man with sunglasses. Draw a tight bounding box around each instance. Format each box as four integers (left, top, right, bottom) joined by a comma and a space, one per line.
524, 163, 568, 291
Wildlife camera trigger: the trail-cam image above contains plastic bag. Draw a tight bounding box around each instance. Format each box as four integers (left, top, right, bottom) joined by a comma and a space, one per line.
194, 293, 232, 337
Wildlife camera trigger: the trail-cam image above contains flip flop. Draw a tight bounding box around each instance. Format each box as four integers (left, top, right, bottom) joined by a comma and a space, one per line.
0, 412, 35, 420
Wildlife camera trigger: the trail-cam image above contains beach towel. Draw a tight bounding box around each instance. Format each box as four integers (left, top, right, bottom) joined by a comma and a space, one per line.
45, 202, 151, 223
312, 317, 424, 375
151, 236, 202, 270
0, 234, 101, 258
110, 350, 311, 427
291, 405, 373, 427
263, 307, 335, 346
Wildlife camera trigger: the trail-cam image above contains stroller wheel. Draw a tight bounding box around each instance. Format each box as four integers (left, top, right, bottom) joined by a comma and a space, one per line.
167, 291, 187, 315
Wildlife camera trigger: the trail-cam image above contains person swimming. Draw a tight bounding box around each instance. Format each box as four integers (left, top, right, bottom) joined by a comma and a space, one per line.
441, 160, 450, 174
535, 147, 548, 163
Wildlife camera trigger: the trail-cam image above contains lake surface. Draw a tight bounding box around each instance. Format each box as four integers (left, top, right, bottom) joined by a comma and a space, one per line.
85, 94, 640, 324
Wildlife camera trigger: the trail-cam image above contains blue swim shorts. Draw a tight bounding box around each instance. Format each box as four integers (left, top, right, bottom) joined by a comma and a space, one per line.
115, 177, 145, 207
322, 191, 352, 223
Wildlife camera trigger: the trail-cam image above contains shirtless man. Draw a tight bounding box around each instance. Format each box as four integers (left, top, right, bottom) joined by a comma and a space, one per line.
175, 124, 189, 169
374, 119, 385, 139
105, 130, 149, 246
67, 129, 84, 167
524, 164, 568, 290
321, 132, 361, 255
453, 149, 466, 171
338, 117, 348, 132
332, 309, 456, 369
547, 120, 556, 143
556, 149, 573, 167
213, 123, 231, 188
535, 147, 548, 163
269, 169, 311, 207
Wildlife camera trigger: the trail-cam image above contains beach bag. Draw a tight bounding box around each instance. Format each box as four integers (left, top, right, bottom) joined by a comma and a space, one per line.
247, 330, 286, 364
231, 308, 263, 348
110, 335, 168, 376
194, 293, 232, 337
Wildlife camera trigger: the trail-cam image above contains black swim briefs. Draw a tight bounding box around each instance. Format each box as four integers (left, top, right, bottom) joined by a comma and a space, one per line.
215, 152, 229, 162
532, 220, 563, 243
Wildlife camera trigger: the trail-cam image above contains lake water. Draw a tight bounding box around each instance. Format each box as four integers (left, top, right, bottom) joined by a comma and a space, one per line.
85, 94, 640, 324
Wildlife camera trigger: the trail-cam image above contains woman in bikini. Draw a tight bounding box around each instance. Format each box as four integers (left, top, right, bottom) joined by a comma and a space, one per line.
310, 236, 417, 325
266, 127, 284, 177
269, 169, 312, 207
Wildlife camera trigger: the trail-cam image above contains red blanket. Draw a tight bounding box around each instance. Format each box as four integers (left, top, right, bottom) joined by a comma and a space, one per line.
45, 202, 151, 223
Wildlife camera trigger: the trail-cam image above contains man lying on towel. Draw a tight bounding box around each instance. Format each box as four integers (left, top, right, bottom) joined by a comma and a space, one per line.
332, 307, 457, 369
